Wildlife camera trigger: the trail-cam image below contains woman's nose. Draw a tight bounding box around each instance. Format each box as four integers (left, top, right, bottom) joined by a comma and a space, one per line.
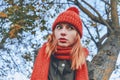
60, 29, 66, 36
61, 33, 66, 36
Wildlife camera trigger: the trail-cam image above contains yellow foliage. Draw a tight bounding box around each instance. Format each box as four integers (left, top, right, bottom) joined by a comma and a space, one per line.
14, 24, 22, 30
14, 5, 19, 11
9, 24, 22, 38
0, 12, 8, 18
91, 23, 97, 27
30, 5, 35, 10
9, 29, 16, 38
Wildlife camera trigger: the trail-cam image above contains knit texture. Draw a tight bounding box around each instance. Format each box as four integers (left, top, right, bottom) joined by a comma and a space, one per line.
52, 7, 83, 38
54, 46, 72, 60
30, 43, 89, 80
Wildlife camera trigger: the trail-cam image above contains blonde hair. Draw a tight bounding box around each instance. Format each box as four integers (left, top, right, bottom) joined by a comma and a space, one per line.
71, 33, 85, 70
46, 33, 86, 70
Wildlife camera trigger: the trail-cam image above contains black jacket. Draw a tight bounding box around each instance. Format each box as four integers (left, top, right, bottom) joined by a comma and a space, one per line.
48, 55, 75, 80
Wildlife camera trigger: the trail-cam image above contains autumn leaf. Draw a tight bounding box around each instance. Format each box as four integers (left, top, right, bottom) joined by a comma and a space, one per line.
9, 24, 22, 38
0, 12, 8, 18
9, 29, 16, 38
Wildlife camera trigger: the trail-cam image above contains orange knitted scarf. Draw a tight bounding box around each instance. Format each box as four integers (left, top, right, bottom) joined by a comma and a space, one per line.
54, 46, 72, 60
30, 43, 89, 80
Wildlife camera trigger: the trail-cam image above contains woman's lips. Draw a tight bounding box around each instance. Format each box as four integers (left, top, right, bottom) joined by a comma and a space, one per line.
59, 38, 67, 43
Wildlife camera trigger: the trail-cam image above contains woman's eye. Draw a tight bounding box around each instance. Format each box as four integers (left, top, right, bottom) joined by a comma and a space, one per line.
68, 25, 75, 30
69, 26, 74, 30
56, 25, 62, 30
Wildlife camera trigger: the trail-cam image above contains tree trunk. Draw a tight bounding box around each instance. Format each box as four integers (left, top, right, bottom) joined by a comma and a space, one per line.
88, 28, 120, 80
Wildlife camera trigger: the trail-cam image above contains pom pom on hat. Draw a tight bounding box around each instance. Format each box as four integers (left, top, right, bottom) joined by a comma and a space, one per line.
66, 7, 79, 15
52, 6, 83, 38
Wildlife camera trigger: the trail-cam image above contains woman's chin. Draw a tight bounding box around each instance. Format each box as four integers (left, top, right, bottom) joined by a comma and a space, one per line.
58, 43, 69, 47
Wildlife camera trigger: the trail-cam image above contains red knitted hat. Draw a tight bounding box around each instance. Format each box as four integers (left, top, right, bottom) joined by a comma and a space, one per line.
52, 6, 83, 38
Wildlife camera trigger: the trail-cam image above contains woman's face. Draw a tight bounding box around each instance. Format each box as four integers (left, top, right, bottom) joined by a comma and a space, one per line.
54, 23, 77, 47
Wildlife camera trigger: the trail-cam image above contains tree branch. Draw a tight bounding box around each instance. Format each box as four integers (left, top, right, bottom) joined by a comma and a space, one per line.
101, 0, 110, 6
97, 33, 108, 50
82, 21, 99, 47
111, 0, 119, 28
73, 0, 113, 33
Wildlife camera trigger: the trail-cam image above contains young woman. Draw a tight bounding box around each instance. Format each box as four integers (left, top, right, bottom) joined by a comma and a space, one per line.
31, 6, 89, 80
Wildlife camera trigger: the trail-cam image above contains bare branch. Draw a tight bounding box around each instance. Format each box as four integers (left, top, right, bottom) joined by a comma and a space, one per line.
95, 26, 100, 40
101, 0, 110, 6
82, 21, 99, 47
40, 2, 72, 5
97, 33, 108, 50
81, 0, 101, 17
111, 0, 119, 28
73, 0, 113, 33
